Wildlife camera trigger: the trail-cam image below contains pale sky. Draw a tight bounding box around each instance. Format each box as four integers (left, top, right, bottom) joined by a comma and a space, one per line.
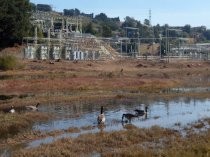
30, 0, 210, 28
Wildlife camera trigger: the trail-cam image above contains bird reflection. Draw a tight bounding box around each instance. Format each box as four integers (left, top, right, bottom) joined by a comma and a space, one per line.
122, 113, 138, 123
97, 123, 106, 132
121, 122, 137, 129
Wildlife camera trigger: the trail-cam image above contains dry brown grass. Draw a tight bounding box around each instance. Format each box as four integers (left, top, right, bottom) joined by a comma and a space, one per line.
13, 126, 177, 157
1, 59, 210, 151
13, 124, 210, 157
0, 112, 50, 139
1, 127, 82, 147
0, 60, 208, 96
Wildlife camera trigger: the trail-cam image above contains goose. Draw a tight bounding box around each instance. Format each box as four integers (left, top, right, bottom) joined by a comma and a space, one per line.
9, 106, 15, 113
26, 103, 40, 111
97, 106, 105, 124
122, 113, 138, 122
134, 106, 148, 116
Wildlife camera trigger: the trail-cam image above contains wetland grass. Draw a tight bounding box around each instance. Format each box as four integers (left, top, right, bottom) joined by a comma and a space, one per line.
13, 124, 210, 157
0, 112, 50, 139
1, 59, 210, 156
12, 126, 174, 157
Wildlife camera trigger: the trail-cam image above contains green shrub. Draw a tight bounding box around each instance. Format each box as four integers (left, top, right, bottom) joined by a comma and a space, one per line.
0, 55, 18, 70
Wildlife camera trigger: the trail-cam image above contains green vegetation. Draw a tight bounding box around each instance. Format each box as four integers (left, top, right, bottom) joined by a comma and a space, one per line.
1, 1, 210, 48
62, 8, 210, 43
0, 0, 32, 47
0, 112, 49, 139
31, 3, 210, 43
0, 55, 19, 70
0, 59, 209, 155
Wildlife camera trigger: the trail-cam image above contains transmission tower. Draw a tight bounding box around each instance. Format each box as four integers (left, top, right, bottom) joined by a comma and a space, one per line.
149, 9, 152, 26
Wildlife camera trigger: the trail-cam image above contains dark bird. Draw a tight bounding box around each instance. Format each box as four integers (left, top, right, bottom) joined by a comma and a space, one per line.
26, 103, 40, 111
122, 113, 138, 123
97, 106, 105, 124
134, 106, 148, 116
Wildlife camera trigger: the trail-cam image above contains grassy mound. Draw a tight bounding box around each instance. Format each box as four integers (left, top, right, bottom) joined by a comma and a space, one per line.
0, 112, 49, 139
0, 55, 19, 70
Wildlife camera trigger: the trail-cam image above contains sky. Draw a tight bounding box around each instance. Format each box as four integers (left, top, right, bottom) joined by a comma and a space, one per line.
30, 0, 210, 29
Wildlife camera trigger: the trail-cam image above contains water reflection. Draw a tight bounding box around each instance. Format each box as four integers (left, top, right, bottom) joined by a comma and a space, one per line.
0, 148, 10, 157
18, 97, 209, 150
162, 87, 210, 94
33, 97, 210, 133
27, 129, 98, 149
0, 144, 26, 157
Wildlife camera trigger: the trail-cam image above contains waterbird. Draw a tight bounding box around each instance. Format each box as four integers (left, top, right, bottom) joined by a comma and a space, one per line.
26, 103, 40, 111
134, 106, 148, 116
97, 106, 105, 124
122, 113, 138, 123
9, 106, 15, 113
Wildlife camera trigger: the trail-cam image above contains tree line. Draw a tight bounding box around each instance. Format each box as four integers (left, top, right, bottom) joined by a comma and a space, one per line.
1, 0, 210, 48
0, 0, 32, 47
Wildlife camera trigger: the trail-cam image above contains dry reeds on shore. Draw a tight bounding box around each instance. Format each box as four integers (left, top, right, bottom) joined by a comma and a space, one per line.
12, 125, 210, 157
0, 112, 50, 139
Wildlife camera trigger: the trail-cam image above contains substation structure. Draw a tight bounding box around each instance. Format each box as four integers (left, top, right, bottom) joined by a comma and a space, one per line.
23, 11, 210, 61
23, 11, 119, 61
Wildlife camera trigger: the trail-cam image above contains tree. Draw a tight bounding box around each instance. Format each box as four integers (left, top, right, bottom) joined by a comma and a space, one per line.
203, 30, 210, 40
95, 13, 108, 21
30, 2, 36, 11
63, 8, 80, 16
122, 16, 137, 28
183, 24, 191, 34
0, 0, 32, 47
74, 8, 80, 16
37, 4, 52, 12
64, 9, 74, 16
144, 19, 150, 26
84, 22, 95, 35
153, 24, 161, 38
102, 25, 112, 37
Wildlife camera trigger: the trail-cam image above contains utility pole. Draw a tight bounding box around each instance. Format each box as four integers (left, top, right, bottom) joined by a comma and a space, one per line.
149, 9, 155, 55
34, 26, 38, 60
47, 28, 51, 59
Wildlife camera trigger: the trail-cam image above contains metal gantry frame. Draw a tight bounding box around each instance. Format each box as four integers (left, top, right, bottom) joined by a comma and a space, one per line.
23, 11, 210, 61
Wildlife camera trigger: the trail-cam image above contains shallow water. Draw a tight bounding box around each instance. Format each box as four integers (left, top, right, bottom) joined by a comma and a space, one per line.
34, 97, 210, 132
27, 97, 210, 148
1, 96, 210, 156
162, 87, 210, 94
0, 144, 26, 157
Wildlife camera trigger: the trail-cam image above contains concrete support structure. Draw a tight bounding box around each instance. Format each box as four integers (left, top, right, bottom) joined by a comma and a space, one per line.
52, 46, 60, 60
40, 46, 48, 60
25, 46, 36, 59
65, 47, 71, 60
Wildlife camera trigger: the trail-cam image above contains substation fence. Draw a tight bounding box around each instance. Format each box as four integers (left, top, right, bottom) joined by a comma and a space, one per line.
136, 55, 210, 61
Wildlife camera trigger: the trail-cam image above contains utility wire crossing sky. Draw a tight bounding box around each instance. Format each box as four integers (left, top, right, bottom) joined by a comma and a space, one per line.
31, 0, 210, 28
